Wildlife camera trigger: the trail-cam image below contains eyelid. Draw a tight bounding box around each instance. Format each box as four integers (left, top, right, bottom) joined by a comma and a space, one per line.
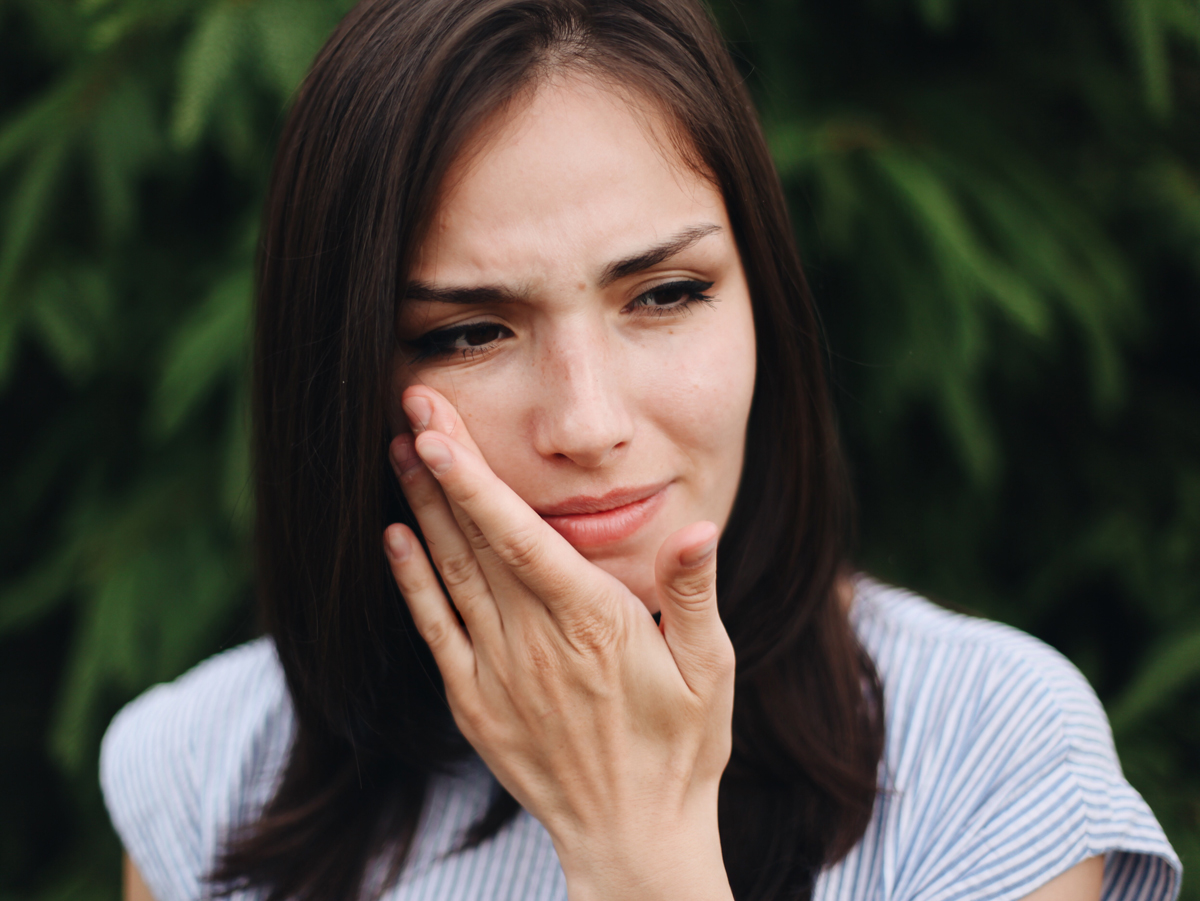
403, 275, 716, 361
399, 312, 508, 341
625, 276, 716, 307
627, 272, 714, 296
405, 318, 512, 362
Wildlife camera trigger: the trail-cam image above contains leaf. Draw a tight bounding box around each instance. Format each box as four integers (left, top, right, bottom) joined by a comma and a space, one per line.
0, 71, 86, 173
249, 0, 333, 99
947, 161, 1133, 409
1161, 0, 1200, 43
88, 77, 160, 240
917, 0, 957, 31
86, 0, 197, 51
0, 549, 79, 636
1145, 155, 1200, 260
0, 139, 72, 297
1108, 627, 1200, 735
50, 557, 147, 773
213, 78, 259, 167
27, 266, 114, 383
0, 135, 72, 385
768, 119, 818, 178
148, 267, 252, 438
222, 379, 252, 530
936, 365, 999, 484
1126, 0, 1172, 115
873, 148, 1053, 339
50, 519, 245, 773
171, 2, 247, 149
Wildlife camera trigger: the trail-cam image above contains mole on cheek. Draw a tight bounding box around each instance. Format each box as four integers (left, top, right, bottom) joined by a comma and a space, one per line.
577, 282, 586, 291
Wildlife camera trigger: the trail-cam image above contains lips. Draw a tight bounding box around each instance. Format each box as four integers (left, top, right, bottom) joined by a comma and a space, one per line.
536, 482, 670, 547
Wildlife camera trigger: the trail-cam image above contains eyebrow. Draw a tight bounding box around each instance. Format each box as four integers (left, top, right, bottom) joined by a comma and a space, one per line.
402, 222, 722, 304
401, 282, 525, 306
598, 222, 722, 287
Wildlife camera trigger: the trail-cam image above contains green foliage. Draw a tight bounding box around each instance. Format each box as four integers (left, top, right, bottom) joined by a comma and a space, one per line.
0, 0, 1196, 898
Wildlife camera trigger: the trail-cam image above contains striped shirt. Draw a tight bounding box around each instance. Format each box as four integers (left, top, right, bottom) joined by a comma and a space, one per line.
100, 578, 1182, 901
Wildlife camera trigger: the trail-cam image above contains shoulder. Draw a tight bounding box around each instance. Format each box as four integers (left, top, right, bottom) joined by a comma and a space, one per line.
824, 578, 1181, 901
851, 576, 1109, 757
100, 638, 294, 901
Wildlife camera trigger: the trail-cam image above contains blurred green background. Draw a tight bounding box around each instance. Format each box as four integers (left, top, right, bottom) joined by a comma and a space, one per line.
0, 0, 1196, 897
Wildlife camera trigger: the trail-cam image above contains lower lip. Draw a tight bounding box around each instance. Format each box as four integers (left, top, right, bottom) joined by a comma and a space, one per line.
540, 488, 668, 548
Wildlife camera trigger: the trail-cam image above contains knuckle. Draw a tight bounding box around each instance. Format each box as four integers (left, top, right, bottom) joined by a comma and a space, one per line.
460, 517, 490, 553
496, 526, 544, 572
419, 616, 456, 653
396, 559, 436, 598
402, 472, 443, 510
450, 474, 484, 506
450, 695, 485, 739
566, 607, 619, 656
521, 633, 561, 676
668, 572, 714, 608
437, 548, 480, 591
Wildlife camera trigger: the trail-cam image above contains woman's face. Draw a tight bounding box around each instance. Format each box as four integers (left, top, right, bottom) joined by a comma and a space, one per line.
393, 74, 756, 612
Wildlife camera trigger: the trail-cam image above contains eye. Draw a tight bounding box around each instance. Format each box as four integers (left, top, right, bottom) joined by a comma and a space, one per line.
408, 321, 512, 361
627, 279, 716, 315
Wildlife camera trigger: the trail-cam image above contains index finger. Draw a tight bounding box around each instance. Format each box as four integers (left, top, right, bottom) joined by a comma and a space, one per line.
402, 385, 535, 598
401, 386, 484, 455
412, 427, 619, 616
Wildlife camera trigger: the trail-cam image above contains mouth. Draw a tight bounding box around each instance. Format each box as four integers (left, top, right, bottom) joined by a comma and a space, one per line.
536, 482, 670, 547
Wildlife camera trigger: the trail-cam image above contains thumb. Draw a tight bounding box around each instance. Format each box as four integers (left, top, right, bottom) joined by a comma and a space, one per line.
655, 521, 732, 690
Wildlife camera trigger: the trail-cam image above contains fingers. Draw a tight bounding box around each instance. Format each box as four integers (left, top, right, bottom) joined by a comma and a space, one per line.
383, 523, 474, 686
654, 521, 735, 695
401, 387, 484, 456
401, 388, 610, 617
402, 388, 529, 600
389, 432, 502, 639
413, 429, 602, 605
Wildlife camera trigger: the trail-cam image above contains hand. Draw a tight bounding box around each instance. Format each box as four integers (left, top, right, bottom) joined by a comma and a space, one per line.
383, 386, 736, 901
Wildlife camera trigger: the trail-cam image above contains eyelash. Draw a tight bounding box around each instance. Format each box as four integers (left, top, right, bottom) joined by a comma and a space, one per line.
406, 278, 716, 362
627, 278, 716, 315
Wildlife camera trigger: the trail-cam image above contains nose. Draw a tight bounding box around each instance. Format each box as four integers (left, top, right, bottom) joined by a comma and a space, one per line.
531, 326, 634, 469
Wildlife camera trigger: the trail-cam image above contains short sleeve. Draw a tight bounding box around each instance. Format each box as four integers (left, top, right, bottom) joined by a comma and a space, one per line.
99, 639, 292, 901
887, 633, 1181, 901
101, 680, 207, 901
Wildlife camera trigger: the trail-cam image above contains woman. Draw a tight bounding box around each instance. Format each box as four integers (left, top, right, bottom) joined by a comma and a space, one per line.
100, 0, 1180, 899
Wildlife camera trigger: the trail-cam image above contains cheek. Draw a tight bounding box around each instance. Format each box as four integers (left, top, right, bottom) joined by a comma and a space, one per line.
392, 358, 531, 473
639, 316, 756, 464
424, 369, 541, 488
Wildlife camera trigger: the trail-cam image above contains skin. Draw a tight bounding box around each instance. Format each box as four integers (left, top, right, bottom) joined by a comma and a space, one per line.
385, 74, 746, 900
391, 75, 756, 611
122, 73, 1104, 901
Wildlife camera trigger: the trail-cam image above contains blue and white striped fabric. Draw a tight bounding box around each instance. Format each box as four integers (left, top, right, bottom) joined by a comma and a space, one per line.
100, 578, 1181, 901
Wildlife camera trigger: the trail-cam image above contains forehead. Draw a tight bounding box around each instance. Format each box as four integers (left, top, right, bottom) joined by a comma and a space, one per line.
413, 74, 729, 284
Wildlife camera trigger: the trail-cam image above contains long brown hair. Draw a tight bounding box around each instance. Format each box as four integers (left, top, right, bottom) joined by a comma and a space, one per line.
215, 1, 884, 899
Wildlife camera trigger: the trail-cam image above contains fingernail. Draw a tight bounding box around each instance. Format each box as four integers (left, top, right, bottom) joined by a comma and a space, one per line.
392, 434, 422, 477
680, 533, 718, 568
403, 395, 433, 433
385, 527, 411, 562
415, 434, 454, 475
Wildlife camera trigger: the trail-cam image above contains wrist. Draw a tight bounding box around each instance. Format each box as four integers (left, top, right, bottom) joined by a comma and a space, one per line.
552, 803, 732, 901
561, 836, 733, 901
